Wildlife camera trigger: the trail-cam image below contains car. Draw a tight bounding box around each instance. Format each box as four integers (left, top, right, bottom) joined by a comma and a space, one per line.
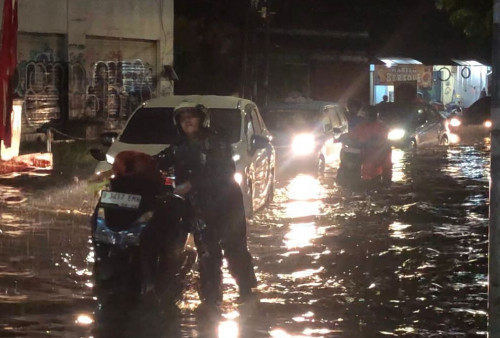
262, 101, 347, 174
379, 102, 455, 149
455, 96, 492, 143
463, 96, 491, 126
93, 95, 275, 218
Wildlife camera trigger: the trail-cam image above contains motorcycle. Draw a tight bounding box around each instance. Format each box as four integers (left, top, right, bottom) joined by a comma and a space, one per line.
336, 134, 392, 190
90, 150, 196, 301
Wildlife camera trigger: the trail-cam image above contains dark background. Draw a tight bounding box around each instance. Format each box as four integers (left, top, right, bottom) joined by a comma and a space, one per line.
173, 0, 491, 103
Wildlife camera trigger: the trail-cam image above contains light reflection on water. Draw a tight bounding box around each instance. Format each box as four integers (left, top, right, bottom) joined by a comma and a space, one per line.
0, 143, 490, 337
391, 148, 406, 183
284, 222, 324, 249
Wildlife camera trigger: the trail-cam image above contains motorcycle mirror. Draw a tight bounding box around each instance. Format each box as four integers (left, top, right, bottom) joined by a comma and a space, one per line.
90, 148, 106, 161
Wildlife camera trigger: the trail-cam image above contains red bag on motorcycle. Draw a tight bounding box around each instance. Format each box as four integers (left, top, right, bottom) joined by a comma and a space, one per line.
111, 151, 161, 201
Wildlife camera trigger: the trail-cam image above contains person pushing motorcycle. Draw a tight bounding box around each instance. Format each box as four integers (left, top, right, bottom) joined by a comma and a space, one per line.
155, 101, 258, 308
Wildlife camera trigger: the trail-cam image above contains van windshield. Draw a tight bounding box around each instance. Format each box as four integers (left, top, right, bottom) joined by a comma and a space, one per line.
120, 107, 242, 144
266, 110, 321, 132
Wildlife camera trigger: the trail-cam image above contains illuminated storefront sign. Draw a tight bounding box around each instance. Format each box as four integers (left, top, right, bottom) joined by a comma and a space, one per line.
374, 65, 433, 88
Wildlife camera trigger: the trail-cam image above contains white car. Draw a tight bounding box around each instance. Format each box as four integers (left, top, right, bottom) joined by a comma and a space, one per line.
94, 95, 275, 217
264, 101, 348, 174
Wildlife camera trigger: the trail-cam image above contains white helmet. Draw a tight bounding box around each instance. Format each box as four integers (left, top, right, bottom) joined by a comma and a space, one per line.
173, 101, 210, 129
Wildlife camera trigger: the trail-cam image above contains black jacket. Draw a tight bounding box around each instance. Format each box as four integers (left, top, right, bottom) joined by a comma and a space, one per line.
155, 132, 241, 215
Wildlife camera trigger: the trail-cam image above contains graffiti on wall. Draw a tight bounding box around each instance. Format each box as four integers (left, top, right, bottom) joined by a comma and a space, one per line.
15, 45, 156, 127
14, 56, 66, 126
86, 59, 155, 119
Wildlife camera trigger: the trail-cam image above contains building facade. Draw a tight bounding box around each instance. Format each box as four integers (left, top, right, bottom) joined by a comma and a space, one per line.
7, 0, 174, 132
371, 59, 490, 108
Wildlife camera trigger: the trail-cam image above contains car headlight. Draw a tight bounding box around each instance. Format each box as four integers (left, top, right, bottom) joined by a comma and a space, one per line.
449, 117, 461, 127
234, 172, 243, 185
484, 120, 492, 128
292, 133, 315, 155
388, 129, 406, 141
106, 154, 115, 164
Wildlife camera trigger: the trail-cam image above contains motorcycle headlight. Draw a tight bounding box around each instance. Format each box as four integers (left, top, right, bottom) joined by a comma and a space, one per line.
388, 129, 406, 141
484, 120, 492, 128
292, 133, 316, 155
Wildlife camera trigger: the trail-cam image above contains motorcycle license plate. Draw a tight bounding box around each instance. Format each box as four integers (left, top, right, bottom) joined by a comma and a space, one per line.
100, 191, 141, 209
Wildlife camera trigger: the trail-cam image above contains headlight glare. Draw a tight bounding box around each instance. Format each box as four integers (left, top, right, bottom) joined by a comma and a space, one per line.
292, 133, 315, 155
449, 118, 461, 127
388, 129, 406, 141
234, 172, 243, 185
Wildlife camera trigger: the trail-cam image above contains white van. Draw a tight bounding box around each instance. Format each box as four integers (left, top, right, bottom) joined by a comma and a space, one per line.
93, 95, 275, 217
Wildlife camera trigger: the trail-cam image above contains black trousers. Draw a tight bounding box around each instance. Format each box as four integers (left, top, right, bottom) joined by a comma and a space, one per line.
194, 194, 257, 304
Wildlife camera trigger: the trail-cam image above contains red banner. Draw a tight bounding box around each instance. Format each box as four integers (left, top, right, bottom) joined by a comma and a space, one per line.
0, 0, 17, 148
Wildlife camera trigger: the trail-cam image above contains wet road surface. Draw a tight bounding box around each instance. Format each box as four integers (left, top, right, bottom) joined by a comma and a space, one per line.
0, 143, 490, 337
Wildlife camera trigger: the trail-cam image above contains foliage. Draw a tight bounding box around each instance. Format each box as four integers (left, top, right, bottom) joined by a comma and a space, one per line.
436, 0, 492, 38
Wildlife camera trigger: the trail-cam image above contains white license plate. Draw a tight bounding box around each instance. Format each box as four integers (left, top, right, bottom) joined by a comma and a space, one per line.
100, 191, 142, 209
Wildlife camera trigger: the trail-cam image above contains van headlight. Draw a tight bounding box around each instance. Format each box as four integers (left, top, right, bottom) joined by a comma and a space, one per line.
292, 133, 315, 155
106, 154, 115, 164
388, 129, 406, 141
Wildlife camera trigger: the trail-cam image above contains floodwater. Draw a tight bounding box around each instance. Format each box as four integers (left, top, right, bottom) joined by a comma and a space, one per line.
0, 143, 490, 337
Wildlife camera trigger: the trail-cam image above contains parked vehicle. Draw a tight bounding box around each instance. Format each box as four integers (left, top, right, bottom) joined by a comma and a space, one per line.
263, 101, 347, 174
379, 102, 454, 149
91, 150, 195, 300
93, 95, 275, 217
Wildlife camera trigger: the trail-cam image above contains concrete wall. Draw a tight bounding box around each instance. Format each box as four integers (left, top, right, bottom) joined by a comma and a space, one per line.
15, 0, 173, 42
18, 0, 68, 34
5, 0, 174, 126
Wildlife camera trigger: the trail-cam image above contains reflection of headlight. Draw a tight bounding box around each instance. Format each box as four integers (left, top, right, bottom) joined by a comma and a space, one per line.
484, 120, 492, 128
234, 172, 243, 185
106, 154, 115, 164
388, 129, 406, 141
449, 118, 461, 127
449, 133, 460, 144
292, 134, 315, 155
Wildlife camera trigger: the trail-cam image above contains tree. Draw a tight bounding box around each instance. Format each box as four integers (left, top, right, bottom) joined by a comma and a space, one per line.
436, 0, 492, 39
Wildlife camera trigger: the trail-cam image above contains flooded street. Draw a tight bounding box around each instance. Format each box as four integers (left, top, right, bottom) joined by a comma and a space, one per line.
0, 144, 490, 337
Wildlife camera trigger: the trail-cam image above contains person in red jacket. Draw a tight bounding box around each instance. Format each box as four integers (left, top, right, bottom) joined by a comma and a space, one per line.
349, 105, 392, 184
